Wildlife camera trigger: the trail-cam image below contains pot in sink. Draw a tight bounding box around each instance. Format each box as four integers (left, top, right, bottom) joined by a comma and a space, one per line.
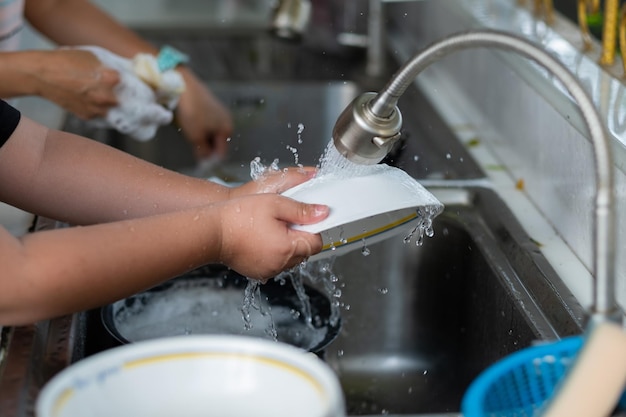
100, 267, 341, 354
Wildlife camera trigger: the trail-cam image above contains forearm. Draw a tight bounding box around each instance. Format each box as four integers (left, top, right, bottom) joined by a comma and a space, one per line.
0, 204, 223, 325
0, 51, 47, 97
0, 117, 231, 224
24, 0, 158, 58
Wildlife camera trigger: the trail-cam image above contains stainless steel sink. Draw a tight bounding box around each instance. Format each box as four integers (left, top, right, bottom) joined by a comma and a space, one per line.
71, 186, 584, 417
321, 186, 584, 415
1, 185, 584, 417
66, 185, 584, 417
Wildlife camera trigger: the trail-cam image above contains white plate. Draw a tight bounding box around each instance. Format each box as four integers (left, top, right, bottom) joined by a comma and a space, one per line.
282, 164, 443, 261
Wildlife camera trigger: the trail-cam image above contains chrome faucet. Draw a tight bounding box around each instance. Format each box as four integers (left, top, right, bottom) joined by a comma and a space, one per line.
270, 0, 312, 40
332, 30, 619, 324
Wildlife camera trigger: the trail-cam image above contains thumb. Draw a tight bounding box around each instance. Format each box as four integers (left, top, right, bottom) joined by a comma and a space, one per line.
279, 198, 329, 226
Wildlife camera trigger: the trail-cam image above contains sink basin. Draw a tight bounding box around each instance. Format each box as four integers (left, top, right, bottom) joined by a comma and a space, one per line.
320, 186, 584, 415
73, 186, 585, 417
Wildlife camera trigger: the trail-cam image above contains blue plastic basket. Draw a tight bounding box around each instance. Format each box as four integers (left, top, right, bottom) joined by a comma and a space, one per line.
462, 336, 584, 417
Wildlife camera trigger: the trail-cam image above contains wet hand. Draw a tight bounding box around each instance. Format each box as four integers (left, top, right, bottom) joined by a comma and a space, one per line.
216, 194, 329, 280
76, 46, 175, 141
230, 166, 318, 198
174, 71, 233, 159
36, 48, 120, 119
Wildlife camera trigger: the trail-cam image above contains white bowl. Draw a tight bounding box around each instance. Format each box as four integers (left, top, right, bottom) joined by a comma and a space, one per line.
36, 336, 346, 417
282, 164, 444, 261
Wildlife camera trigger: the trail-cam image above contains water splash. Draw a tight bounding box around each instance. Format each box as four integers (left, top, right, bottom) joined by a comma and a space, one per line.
280, 258, 343, 327
296, 123, 305, 144
241, 279, 261, 331
250, 157, 280, 180
317, 141, 373, 178
241, 279, 278, 340
403, 205, 438, 247
361, 239, 371, 256
286, 145, 301, 166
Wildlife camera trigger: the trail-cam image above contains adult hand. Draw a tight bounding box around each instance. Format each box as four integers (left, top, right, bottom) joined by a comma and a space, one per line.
35, 48, 120, 119
175, 70, 234, 160
215, 194, 328, 280
77, 46, 175, 141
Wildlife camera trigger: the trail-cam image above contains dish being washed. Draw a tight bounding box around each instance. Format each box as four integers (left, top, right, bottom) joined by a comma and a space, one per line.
282, 164, 443, 261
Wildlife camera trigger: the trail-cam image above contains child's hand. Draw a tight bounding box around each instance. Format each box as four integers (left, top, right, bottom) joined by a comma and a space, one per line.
215, 193, 328, 280
230, 166, 317, 198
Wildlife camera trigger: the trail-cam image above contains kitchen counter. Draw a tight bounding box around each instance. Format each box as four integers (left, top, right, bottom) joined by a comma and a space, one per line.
0, 217, 85, 417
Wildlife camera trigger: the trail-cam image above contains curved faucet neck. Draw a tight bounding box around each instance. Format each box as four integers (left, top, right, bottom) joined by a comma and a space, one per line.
339, 30, 619, 323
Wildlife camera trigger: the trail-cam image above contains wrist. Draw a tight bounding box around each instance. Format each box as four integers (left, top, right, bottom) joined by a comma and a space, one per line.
0, 51, 45, 97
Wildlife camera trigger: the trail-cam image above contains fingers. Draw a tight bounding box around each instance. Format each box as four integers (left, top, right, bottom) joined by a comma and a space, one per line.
275, 167, 318, 193
288, 234, 323, 263
255, 166, 317, 194
210, 132, 229, 159
278, 198, 329, 226
192, 133, 228, 160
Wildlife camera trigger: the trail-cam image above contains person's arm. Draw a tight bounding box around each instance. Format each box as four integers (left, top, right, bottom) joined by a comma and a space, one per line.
24, 0, 156, 56
0, 115, 328, 325
0, 116, 314, 225
0, 49, 119, 118
0, 193, 326, 325
24, 0, 234, 158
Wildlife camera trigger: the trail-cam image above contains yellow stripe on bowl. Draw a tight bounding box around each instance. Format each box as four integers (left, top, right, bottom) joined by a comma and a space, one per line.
321, 211, 418, 251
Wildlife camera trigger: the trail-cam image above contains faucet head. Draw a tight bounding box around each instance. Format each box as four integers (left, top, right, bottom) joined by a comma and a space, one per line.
332, 92, 403, 165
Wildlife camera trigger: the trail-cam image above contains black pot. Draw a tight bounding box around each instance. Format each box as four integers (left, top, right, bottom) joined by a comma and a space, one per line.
101, 266, 341, 355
